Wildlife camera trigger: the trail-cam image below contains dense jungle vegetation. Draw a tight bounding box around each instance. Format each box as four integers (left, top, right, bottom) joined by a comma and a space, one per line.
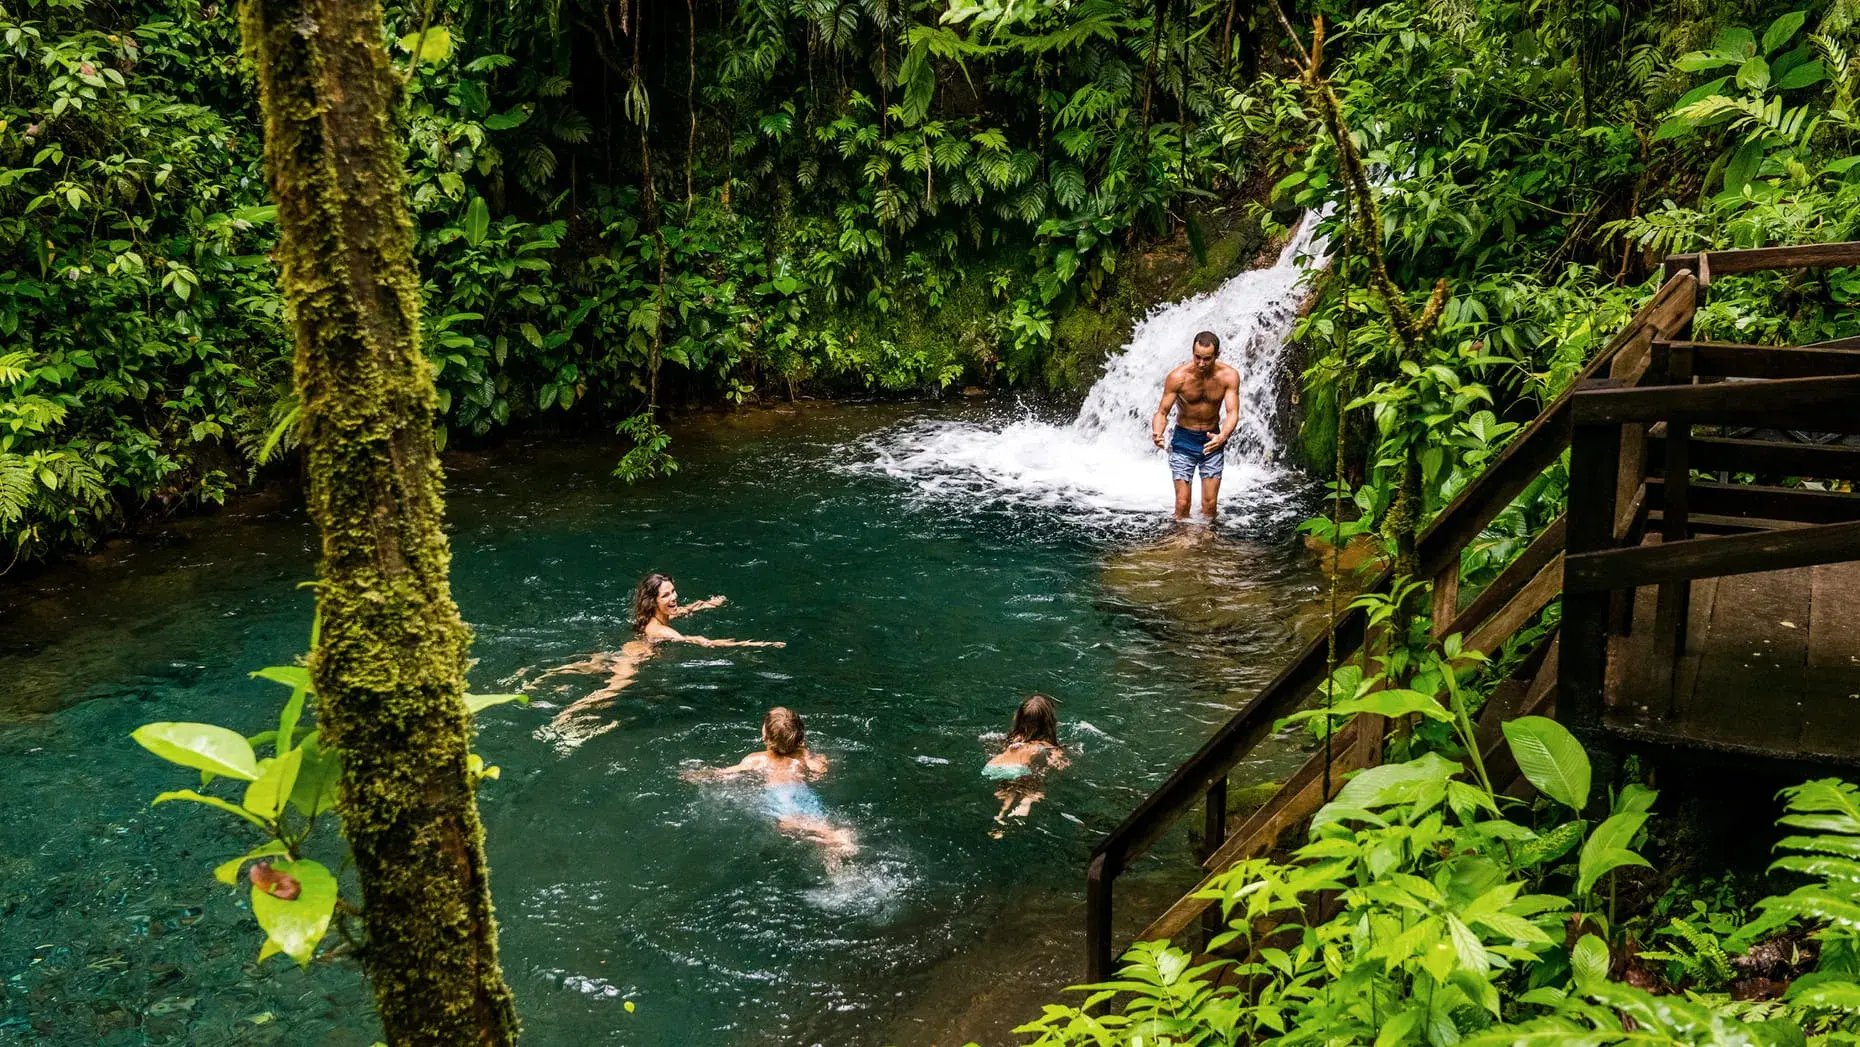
39, 0, 1860, 1040
4, 0, 1857, 568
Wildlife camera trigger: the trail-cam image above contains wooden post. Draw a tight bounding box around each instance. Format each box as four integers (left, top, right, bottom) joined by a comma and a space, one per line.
1651, 340, 1695, 712
1086, 852, 1116, 983
1199, 775, 1228, 946
1561, 395, 1622, 734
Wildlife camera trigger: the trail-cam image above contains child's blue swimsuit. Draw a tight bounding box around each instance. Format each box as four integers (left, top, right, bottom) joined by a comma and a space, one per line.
982, 762, 1033, 781
764, 782, 827, 821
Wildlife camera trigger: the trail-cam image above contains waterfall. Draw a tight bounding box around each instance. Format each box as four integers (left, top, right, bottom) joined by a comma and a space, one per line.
869, 214, 1328, 525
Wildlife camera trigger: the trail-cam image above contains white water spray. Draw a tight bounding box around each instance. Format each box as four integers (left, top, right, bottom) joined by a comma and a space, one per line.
869, 215, 1328, 524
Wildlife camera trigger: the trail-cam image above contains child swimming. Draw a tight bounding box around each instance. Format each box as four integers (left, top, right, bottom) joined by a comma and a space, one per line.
985, 693, 1069, 830
682, 707, 858, 866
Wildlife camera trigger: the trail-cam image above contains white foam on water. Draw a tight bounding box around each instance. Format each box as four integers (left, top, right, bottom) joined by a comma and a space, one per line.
867, 215, 1328, 524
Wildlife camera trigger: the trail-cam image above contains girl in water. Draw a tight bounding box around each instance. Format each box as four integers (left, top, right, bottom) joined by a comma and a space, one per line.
533, 572, 783, 750
985, 693, 1069, 831
681, 707, 858, 867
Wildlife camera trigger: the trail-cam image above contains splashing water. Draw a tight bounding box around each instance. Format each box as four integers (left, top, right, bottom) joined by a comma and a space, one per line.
870, 215, 1329, 527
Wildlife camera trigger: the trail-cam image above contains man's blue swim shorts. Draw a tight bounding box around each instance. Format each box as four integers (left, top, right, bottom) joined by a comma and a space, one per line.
1168, 426, 1225, 481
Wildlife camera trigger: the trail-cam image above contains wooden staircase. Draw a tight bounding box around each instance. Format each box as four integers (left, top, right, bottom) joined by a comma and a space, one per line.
1086, 242, 1860, 980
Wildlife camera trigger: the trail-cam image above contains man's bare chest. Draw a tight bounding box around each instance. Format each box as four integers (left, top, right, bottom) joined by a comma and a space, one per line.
1178, 376, 1225, 406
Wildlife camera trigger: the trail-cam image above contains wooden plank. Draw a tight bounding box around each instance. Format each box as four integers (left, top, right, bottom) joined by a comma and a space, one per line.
1684, 569, 1813, 755
1645, 478, 1860, 525
1660, 513, 1816, 534
1610, 325, 1658, 387
1666, 241, 1860, 276
1466, 555, 1563, 655
1565, 520, 1860, 593
1688, 341, 1860, 378
1448, 517, 1566, 637
1605, 583, 1663, 718
1647, 434, 1860, 483
1808, 334, 1860, 350
1810, 562, 1860, 669
1431, 562, 1460, 639
1687, 576, 1721, 657
1412, 271, 1697, 578
1572, 374, 1860, 428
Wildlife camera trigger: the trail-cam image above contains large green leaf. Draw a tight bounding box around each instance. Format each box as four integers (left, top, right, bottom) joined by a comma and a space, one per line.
252, 665, 313, 759
1570, 933, 1610, 991
1320, 753, 1461, 824
464, 692, 527, 715
133, 722, 261, 782
1736, 55, 1771, 91
288, 734, 342, 817
1502, 716, 1589, 811
242, 749, 304, 820
1776, 60, 1828, 91
396, 26, 453, 65
251, 859, 337, 967
464, 196, 490, 247
1762, 11, 1806, 54
1300, 688, 1452, 725
152, 788, 270, 829
251, 665, 311, 690
1578, 812, 1652, 896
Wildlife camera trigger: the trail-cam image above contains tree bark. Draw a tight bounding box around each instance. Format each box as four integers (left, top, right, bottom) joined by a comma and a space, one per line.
237, 1, 520, 1042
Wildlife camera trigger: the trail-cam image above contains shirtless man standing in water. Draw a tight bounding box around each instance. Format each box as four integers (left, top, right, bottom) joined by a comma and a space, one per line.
1150, 331, 1240, 520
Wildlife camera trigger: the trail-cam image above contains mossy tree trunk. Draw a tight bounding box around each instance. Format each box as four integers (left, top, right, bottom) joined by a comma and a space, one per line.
238, 0, 520, 1042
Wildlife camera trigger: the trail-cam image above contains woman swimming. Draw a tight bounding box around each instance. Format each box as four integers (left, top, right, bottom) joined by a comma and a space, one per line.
532, 572, 784, 751
681, 707, 858, 867
984, 693, 1069, 830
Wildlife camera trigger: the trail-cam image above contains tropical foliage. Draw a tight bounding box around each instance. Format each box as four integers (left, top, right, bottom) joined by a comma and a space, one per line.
1274, 0, 1860, 559
1021, 713, 1860, 1044
10, 0, 1856, 565
2, 0, 1267, 562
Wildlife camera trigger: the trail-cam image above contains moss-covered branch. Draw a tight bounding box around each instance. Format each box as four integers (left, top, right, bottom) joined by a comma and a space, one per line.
237, 0, 520, 1041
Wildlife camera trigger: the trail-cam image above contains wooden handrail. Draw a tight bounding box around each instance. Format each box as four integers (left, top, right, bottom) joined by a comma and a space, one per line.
1664, 240, 1860, 280
1572, 374, 1860, 427
1565, 519, 1860, 592
1674, 340, 1860, 379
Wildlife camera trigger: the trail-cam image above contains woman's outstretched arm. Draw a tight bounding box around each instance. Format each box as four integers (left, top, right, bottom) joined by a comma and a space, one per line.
672, 595, 727, 618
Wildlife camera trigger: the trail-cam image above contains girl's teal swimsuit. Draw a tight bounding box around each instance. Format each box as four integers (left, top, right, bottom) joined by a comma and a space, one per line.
763, 781, 827, 820
982, 762, 1033, 781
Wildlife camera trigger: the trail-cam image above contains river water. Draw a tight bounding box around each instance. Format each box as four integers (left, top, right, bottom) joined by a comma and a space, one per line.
0, 225, 1330, 1046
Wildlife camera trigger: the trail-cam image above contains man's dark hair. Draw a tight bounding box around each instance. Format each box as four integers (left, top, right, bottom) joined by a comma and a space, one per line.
1193, 331, 1220, 353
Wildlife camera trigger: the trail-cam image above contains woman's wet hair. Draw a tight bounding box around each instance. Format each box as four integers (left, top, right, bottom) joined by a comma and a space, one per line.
763, 706, 806, 756
1007, 693, 1061, 748
632, 572, 671, 634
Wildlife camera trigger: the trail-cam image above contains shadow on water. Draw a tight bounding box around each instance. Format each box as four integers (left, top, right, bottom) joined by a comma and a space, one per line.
0, 403, 1330, 1046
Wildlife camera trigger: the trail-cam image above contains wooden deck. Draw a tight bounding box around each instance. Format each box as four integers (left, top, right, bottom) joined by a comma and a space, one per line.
1606, 562, 1860, 767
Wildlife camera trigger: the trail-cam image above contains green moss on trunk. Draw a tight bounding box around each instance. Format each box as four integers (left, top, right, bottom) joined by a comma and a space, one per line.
238, 1, 519, 1042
